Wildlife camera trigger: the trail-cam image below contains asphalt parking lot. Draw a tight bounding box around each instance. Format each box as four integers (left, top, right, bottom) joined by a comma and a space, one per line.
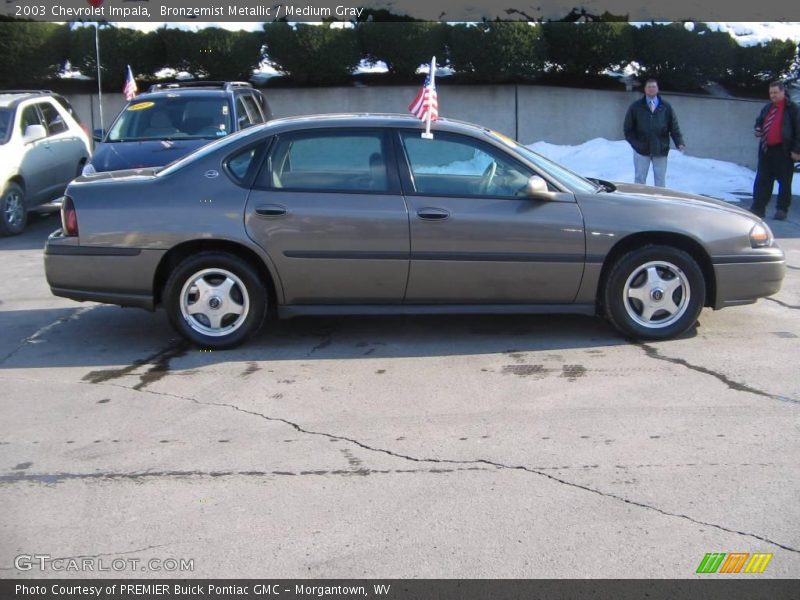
1, 211, 799, 579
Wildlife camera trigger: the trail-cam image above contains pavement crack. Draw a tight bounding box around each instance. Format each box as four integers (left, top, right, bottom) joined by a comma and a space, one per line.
73, 380, 800, 554
308, 334, 335, 355
200, 398, 800, 553
0, 306, 96, 366
638, 343, 800, 406
765, 297, 800, 310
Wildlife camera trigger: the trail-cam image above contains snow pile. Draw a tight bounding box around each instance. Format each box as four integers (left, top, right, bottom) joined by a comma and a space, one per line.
527, 137, 800, 201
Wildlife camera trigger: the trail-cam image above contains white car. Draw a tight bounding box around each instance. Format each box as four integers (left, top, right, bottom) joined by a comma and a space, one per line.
0, 91, 91, 236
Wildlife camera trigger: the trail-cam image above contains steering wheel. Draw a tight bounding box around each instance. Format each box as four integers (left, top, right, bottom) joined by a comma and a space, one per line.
479, 161, 497, 194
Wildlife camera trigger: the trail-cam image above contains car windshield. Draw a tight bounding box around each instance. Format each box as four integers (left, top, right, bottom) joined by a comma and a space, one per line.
486, 130, 601, 194
156, 124, 267, 177
106, 96, 232, 142
0, 107, 12, 144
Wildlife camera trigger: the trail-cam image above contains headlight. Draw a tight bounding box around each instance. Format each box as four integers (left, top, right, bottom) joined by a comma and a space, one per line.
81, 163, 96, 176
749, 223, 773, 248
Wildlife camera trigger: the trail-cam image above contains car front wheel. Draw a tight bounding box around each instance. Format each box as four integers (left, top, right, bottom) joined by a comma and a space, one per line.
604, 245, 705, 340
164, 252, 267, 349
0, 182, 27, 236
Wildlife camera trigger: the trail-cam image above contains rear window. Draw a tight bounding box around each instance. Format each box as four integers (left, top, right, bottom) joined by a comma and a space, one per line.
107, 96, 232, 142
54, 95, 82, 125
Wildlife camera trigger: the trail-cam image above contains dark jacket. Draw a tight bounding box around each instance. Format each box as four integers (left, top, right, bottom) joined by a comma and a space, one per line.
624, 95, 685, 157
755, 97, 800, 155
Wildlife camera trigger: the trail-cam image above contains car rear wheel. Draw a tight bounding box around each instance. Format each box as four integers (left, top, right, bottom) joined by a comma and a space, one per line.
0, 182, 27, 236
164, 252, 267, 349
604, 245, 705, 340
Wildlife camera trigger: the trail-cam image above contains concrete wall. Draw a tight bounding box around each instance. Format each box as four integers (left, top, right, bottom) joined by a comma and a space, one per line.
65, 85, 766, 169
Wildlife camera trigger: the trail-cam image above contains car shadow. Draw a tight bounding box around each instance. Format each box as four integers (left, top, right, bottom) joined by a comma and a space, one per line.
0, 212, 60, 251
768, 214, 800, 240
0, 304, 692, 376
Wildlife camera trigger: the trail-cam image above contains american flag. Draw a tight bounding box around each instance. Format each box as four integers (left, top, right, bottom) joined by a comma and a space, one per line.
408, 73, 438, 122
123, 65, 137, 101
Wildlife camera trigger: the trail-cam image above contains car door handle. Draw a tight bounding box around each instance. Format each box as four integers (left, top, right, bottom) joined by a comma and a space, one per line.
255, 205, 287, 217
416, 208, 450, 221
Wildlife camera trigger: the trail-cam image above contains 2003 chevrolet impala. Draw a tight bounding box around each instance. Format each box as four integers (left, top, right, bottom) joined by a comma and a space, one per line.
45, 114, 785, 348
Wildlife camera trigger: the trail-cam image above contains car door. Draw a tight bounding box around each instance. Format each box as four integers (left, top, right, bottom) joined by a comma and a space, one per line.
37, 100, 82, 187
396, 129, 586, 304
16, 104, 54, 203
244, 128, 411, 304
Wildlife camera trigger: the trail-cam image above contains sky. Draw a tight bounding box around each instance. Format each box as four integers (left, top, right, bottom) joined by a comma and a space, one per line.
528, 137, 800, 203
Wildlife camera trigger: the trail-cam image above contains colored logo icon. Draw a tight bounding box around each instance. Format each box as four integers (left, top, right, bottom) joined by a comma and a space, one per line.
696, 552, 773, 574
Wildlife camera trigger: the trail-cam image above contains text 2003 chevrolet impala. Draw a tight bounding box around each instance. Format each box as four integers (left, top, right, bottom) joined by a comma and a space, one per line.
45, 114, 785, 349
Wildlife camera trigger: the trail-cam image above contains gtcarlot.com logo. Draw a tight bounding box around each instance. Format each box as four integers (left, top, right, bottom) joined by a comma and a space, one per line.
14, 554, 194, 573
696, 552, 773, 574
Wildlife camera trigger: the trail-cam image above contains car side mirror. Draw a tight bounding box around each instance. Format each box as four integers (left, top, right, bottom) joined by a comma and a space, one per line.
92, 128, 105, 143
526, 175, 549, 197
23, 124, 46, 144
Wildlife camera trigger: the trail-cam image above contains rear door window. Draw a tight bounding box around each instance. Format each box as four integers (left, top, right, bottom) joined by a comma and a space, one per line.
241, 94, 264, 124
235, 96, 255, 129
264, 130, 391, 193
38, 101, 68, 136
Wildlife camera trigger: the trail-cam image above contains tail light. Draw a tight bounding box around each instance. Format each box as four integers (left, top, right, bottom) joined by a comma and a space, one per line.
61, 196, 79, 237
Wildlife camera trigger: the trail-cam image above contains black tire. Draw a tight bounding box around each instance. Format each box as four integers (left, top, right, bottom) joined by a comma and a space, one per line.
163, 252, 268, 349
0, 182, 27, 236
604, 245, 705, 340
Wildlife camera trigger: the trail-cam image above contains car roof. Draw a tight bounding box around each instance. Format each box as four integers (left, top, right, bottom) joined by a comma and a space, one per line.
0, 90, 61, 109
263, 113, 491, 135
136, 81, 260, 101
134, 88, 232, 101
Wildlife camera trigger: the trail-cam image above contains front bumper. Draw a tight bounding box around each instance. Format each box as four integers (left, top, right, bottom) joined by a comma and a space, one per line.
712, 251, 785, 309
44, 230, 165, 310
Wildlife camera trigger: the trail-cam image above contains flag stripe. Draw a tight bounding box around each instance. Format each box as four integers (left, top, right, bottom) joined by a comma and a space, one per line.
408, 72, 438, 123
123, 65, 137, 101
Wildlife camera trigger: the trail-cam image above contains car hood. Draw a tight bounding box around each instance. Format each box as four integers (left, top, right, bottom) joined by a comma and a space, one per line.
90, 139, 212, 172
606, 181, 756, 219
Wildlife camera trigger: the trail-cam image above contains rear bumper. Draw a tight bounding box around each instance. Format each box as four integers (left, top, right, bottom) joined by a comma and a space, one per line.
712, 254, 785, 309
44, 230, 164, 310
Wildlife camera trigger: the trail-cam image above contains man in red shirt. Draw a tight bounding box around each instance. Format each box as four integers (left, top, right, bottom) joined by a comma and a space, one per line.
750, 81, 800, 220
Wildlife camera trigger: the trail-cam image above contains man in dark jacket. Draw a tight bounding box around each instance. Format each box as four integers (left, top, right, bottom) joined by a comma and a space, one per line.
750, 81, 800, 221
623, 79, 685, 187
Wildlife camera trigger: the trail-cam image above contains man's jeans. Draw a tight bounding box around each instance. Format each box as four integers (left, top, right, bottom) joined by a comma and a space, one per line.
633, 152, 668, 187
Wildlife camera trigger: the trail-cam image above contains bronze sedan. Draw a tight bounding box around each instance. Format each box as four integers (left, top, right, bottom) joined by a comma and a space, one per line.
45, 114, 785, 348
